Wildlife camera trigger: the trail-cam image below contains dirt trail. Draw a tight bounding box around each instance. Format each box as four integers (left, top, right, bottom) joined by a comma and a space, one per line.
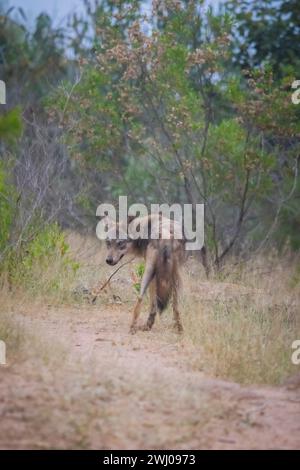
0, 303, 300, 449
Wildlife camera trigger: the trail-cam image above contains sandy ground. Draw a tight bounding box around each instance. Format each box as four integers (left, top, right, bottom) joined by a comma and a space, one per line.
0, 301, 300, 450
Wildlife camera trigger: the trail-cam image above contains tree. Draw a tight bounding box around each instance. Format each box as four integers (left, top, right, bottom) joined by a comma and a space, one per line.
0, 4, 67, 105
227, 0, 300, 78
51, 0, 300, 267
0, 5, 85, 268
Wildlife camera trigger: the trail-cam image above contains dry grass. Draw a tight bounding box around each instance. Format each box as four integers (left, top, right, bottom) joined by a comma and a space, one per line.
0, 296, 222, 449
55, 234, 300, 385
181, 255, 300, 384
0, 294, 68, 369
0, 311, 25, 362
1, 231, 299, 386
0, 236, 300, 449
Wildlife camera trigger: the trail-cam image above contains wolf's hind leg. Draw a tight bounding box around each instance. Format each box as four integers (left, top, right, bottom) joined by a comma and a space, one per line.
142, 279, 157, 331
172, 290, 183, 333
130, 249, 157, 334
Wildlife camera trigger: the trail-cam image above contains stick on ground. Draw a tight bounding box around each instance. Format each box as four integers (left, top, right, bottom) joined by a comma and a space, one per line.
91, 257, 136, 302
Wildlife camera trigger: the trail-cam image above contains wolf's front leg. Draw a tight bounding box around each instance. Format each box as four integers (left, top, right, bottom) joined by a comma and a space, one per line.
142, 279, 157, 331
130, 297, 143, 334
172, 290, 183, 333
130, 247, 157, 334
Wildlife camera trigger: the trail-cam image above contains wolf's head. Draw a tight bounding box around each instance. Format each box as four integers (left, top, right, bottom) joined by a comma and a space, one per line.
105, 237, 134, 265
103, 216, 135, 266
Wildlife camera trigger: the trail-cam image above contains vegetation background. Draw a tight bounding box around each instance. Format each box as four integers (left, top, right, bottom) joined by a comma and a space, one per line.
0, 0, 300, 449
1, 0, 300, 267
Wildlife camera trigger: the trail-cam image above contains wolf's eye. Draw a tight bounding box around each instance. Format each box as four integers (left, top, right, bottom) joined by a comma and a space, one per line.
106, 240, 111, 247
117, 240, 126, 248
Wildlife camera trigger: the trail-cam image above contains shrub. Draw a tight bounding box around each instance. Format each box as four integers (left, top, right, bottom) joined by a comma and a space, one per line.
0, 162, 15, 253
9, 223, 80, 300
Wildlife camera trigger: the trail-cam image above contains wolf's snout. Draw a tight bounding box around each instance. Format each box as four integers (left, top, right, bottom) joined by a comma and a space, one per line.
106, 256, 114, 265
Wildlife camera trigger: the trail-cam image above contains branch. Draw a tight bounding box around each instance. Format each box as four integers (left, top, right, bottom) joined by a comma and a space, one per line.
218, 168, 251, 264
61, 70, 82, 120
254, 154, 300, 254
90, 256, 136, 301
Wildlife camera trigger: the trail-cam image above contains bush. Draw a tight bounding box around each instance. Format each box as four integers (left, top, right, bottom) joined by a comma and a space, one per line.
0, 162, 15, 253
9, 223, 80, 300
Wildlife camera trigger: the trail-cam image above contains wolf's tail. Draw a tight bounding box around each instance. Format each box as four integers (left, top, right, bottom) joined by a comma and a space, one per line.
155, 244, 181, 312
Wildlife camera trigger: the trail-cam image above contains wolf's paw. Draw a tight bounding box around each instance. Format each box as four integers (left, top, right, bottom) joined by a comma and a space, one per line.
141, 323, 151, 332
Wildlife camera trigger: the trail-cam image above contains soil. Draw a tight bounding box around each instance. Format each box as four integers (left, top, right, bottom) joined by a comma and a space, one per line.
0, 302, 299, 450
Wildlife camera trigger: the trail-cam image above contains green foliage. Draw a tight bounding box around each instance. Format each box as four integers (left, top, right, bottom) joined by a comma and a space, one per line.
133, 262, 145, 293
228, 0, 300, 78
10, 223, 80, 295
1, 0, 300, 271
277, 178, 300, 251
54, 1, 300, 260
0, 8, 67, 103
0, 108, 22, 142
0, 162, 15, 252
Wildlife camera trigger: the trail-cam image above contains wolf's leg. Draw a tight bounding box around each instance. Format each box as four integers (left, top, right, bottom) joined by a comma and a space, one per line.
142, 279, 157, 331
130, 298, 143, 334
130, 249, 157, 333
172, 289, 183, 333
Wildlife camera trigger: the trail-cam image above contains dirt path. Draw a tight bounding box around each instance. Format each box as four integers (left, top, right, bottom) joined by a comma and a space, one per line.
0, 303, 300, 449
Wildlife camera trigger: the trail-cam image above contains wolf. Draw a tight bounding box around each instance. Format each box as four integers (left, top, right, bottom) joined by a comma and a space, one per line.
103, 213, 186, 333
